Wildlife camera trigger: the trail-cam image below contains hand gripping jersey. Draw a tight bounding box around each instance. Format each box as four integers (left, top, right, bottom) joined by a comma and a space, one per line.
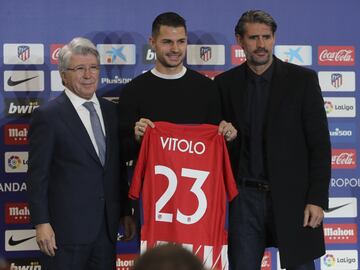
129, 122, 238, 270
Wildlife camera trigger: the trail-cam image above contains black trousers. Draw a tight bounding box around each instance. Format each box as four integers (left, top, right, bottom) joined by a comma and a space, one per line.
228, 185, 315, 270
40, 217, 116, 270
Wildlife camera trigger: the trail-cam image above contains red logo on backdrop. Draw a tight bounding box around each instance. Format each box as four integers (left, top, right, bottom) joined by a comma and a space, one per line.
331, 149, 356, 169
50, 44, 64, 64
318, 46, 355, 66
116, 254, 137, 270
324, 224, 357, 244
197, 70, 223, 80
261, 251, 271, 269
231, 45, 247, 65
5, 202, 31, 224
4, 124, 29, 145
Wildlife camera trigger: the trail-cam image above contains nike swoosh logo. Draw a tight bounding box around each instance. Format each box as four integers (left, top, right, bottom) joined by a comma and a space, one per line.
324, 202, 351, 213
7, 76, 38, 86
8, 235, 36, 246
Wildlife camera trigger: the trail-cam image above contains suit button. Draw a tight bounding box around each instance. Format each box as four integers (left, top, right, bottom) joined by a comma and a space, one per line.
99, 196, 104, 201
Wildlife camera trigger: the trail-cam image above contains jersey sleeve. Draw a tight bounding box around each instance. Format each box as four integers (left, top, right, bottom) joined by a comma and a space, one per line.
128, 128, 150, 200
222, 138, 239, 201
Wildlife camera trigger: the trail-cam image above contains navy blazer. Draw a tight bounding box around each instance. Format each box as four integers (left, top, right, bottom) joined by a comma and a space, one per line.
27, 92, 129, 244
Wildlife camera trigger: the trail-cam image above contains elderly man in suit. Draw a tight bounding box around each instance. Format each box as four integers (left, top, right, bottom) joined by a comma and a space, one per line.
27, 37, 135, 270
215, 10, 331, 270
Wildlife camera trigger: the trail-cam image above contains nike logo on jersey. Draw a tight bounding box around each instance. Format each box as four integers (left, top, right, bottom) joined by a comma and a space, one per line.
324, 202, 351, 213
8, 235, 36, 246
7, 76, 38, 86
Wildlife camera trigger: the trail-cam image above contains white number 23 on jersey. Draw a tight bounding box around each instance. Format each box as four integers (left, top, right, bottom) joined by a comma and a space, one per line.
155, 165, 209, 225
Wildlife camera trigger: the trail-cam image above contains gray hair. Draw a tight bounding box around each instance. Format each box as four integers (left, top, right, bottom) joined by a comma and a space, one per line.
58, 37, 99, 72
235, 10, 277, 37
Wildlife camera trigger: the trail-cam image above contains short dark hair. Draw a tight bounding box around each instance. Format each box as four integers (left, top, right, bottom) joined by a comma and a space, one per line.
132, 244, 204, 270
235, 10, 277, 37
152, 12, 187, 37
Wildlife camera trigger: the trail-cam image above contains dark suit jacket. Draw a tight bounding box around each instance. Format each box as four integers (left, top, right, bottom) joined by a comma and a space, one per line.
27, 92, 129, 244
215, 57, 331, 267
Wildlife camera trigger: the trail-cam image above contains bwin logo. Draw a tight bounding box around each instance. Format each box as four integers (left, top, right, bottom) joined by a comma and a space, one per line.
7, 102, 40, 115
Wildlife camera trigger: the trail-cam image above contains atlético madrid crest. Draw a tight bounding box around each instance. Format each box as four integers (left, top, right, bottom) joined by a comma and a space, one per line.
200, 46, 212, 62
17, 45, 30, 62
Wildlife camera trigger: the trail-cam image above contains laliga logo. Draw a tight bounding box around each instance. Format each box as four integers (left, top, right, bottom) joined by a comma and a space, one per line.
8, 155, 22, 169
324, 101, 334, 114
323, 254, 336, 267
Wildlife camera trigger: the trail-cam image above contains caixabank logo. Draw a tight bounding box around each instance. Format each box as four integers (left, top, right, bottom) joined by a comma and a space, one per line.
321, 250, 358, 269
5, 152, 28, 173
7, 258, 41, 270
324, 224, 357, 244
4, 124, 29, 145
5, 202, 31, 224
5, 98, 43, 117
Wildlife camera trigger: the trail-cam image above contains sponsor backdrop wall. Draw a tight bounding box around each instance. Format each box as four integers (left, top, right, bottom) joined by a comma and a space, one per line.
0, 0, 359, 269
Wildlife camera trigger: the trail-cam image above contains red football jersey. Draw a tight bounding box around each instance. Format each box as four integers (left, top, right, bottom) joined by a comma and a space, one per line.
129, 122, 238, 270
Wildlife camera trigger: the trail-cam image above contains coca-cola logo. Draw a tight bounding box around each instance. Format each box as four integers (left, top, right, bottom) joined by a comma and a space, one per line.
332, 149, 356, 169
318, 46, 355, 66
50, 44, 64, 64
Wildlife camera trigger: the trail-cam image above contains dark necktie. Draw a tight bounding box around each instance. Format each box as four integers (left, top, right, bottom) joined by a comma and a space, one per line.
250, 77, 264, 177
83, 102, 106, 166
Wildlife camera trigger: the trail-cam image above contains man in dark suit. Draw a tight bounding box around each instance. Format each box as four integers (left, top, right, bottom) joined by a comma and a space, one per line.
27, 37, 135, 270
215, 10, 331, 270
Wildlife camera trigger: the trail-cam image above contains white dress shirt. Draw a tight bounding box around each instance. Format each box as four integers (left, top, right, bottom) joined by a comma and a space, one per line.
64, 88, 106, 157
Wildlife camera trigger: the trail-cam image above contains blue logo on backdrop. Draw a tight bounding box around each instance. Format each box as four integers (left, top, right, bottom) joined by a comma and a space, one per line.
329, 122, 356, 143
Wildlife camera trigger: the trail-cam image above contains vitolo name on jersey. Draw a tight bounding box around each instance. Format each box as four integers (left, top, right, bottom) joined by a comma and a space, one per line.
5, 202, 31, 224
5, 98, 43, 117
4, 124, 29, 145
160, 136, 206, 155
324, 224, 357, 244
8, 258, 41, 270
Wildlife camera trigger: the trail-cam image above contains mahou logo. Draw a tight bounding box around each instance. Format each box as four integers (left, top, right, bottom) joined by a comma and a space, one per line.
318, 46, 355, 66
4, 124, 29, 145
332, 149, 356, 169
116, 254, 137, 270
50, 44, 64, 64
5, 202, 31, 224
261, 251, 271, 270
324, 224, 357, 244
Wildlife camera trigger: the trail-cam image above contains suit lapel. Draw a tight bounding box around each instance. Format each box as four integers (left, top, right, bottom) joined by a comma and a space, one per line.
55, 92, 101, 165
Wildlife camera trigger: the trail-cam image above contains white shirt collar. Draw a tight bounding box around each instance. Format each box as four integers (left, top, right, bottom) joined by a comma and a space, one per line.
64, 88, 100, 109
151, 66, 187, 79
